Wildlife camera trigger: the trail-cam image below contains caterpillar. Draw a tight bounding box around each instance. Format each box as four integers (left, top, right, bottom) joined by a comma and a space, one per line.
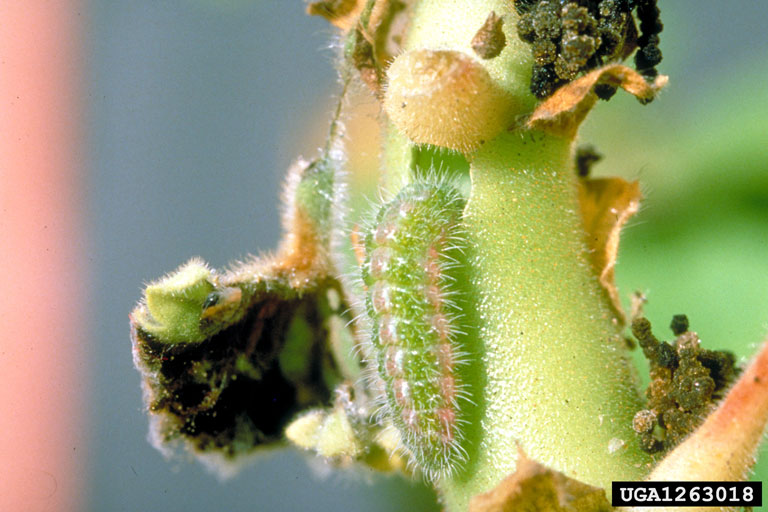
361, 181, 472, 480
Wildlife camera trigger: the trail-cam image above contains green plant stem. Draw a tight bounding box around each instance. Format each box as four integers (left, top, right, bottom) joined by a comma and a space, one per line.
384, 1, 654, 508
404, 0, 536, 110
381, 0, 536, 197
438, 130, 651, 510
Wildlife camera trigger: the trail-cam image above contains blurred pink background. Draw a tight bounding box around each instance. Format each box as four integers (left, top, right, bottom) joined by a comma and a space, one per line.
0, 1, 87, 511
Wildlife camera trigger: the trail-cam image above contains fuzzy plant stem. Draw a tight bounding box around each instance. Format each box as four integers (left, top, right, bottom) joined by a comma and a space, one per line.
367, 0, 660, 507
380, 3, 655, 509
439, 130, 651, 510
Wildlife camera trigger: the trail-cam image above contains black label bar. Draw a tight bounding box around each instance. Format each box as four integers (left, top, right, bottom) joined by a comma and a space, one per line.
611, 481, 761, 507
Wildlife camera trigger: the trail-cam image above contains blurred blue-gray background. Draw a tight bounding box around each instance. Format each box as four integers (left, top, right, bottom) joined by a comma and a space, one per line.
88, 2, 438, 511
87, 1, 768, 510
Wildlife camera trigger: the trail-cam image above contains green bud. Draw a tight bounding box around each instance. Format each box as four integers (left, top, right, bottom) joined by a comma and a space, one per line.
136, 258, 215, 344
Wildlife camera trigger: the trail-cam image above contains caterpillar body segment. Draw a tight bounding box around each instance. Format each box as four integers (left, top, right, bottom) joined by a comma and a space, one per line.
361, 181, 473, 480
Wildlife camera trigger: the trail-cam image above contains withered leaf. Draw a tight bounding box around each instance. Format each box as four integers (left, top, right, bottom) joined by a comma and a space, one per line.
469, 450, 613, 512
307, 0, 365, 31
528, 64, 668, 138
578, 177, 641, 325
344, 0, 406, 95
130, 254, 360, 476
129, 92, 363, 475
471, 11, 506, 60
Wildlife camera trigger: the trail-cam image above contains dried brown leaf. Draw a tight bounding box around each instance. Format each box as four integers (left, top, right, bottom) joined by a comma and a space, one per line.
469, 450, 613, 512
347, 0, 406, 95
306, 0, 365, 31
471, 11, 506, 60
368, 0, 405, 59
578, 177, 641, 325
528, 64, 668, 138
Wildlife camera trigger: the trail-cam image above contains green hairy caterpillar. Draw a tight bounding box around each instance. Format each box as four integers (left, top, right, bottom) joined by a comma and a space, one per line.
360, 180, 473, 480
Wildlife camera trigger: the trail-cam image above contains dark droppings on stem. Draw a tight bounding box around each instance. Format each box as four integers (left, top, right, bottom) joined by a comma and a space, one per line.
669, 314, 689, 336
574, 144, 602, 177
631, 315, 740, 454
513, 0, 663, 99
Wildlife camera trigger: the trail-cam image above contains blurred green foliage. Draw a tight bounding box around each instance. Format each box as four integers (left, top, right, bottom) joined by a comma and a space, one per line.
583, 41, 768, 484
